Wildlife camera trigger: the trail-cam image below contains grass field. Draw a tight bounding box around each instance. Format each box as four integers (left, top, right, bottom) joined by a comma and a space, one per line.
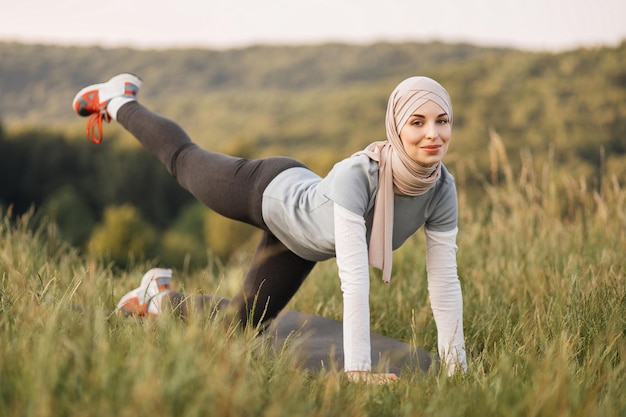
1, 153, 624, 417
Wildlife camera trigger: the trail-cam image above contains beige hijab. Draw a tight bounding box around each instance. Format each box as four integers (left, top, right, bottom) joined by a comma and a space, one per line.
354, 76, 453, 283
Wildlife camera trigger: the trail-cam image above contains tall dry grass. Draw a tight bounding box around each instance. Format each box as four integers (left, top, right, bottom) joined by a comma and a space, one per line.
0, 141, 624, 416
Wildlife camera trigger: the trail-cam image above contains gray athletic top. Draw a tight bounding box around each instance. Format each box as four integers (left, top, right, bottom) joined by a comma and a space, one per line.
261, 154, 457, 261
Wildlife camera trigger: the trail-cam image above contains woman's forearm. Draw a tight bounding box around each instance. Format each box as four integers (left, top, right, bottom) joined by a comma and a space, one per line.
334, 203, 372, 371
425, 227, 467, 375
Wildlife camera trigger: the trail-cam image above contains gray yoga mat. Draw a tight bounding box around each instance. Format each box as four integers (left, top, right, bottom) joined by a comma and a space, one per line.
266, 309, 437, 375
82, 297, 437, 375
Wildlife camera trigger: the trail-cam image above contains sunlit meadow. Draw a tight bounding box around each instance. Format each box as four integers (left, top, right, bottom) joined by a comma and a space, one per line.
1, 143, 624, 417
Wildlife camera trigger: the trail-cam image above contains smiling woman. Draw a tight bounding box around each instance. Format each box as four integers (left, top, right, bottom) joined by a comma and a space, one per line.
71, 73, 466, 382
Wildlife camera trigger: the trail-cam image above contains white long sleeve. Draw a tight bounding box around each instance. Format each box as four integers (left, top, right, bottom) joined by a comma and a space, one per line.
425, 227, 467, 375
333, 203, 372, 372
334, 203, 466, 375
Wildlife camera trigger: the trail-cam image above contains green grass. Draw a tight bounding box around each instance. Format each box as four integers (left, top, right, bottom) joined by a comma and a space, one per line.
1, 158, 624, 417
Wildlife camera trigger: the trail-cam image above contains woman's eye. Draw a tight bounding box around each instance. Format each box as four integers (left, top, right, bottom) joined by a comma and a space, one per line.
412, 120, 424, 126
437, 119, 449, 125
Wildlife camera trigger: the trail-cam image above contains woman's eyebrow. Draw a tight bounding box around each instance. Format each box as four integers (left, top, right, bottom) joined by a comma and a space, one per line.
410, 113, 448, 118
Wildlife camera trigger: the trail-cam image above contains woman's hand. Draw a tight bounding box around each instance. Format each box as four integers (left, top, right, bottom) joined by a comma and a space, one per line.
345, 371, 399, 384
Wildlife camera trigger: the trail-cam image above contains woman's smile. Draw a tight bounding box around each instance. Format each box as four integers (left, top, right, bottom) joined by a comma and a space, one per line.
420, 144, 442, 154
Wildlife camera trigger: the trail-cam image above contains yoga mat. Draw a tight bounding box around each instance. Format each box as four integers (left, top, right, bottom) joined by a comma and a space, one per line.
267, 309, 437, 375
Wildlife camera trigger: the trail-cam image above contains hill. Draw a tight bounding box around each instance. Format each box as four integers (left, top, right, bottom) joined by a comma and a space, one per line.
0, 40, 625, 265
1, 41, 624, 177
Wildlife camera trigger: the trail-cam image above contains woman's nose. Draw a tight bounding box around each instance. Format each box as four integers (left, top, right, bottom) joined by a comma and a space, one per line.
425, 122, 438, 139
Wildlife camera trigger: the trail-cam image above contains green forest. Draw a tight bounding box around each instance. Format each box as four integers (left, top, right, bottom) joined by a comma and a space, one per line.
0, 40, 625, 268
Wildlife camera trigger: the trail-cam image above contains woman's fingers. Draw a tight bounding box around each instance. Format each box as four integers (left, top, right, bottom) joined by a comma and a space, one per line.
345, 371, 399, 384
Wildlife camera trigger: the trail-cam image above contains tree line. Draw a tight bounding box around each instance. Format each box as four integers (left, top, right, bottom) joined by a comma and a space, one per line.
0, 127, 223, 268
2, 40, 623, 174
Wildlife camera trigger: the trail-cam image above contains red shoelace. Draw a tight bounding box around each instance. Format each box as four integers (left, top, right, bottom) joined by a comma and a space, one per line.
85, 110, 110, 144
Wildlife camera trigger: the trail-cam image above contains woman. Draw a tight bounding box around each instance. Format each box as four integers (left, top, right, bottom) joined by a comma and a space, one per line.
72, 73, 467, 382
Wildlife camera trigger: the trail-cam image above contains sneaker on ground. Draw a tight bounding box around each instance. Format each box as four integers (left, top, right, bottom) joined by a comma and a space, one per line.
72, 73, 142, 144
116, 268, 172, 317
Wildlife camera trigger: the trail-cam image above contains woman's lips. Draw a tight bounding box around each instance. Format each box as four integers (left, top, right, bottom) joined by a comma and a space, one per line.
421, 145, 441, 154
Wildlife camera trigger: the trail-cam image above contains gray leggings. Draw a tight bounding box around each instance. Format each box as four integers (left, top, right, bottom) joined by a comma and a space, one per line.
117, 102, 317, 326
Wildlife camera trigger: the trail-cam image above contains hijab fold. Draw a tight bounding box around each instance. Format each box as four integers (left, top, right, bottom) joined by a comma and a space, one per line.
353, 77, 453, 283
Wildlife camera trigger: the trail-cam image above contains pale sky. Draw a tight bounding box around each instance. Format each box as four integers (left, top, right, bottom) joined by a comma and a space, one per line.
1, 0, 625, 51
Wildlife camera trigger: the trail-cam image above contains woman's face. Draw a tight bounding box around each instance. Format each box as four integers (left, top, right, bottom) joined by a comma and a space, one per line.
398, 100, 451, 166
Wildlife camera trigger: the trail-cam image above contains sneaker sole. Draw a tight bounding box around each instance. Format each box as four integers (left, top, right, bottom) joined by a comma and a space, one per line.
116, 288, 144, 316
72, 73, 143, 116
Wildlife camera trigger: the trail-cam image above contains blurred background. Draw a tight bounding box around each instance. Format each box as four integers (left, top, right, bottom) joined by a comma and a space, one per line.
0, 0, 624, 269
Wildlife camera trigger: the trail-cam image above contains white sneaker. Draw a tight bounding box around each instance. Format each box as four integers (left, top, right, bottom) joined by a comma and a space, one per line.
116, 268, 172, 317
72, 73, 142, 143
